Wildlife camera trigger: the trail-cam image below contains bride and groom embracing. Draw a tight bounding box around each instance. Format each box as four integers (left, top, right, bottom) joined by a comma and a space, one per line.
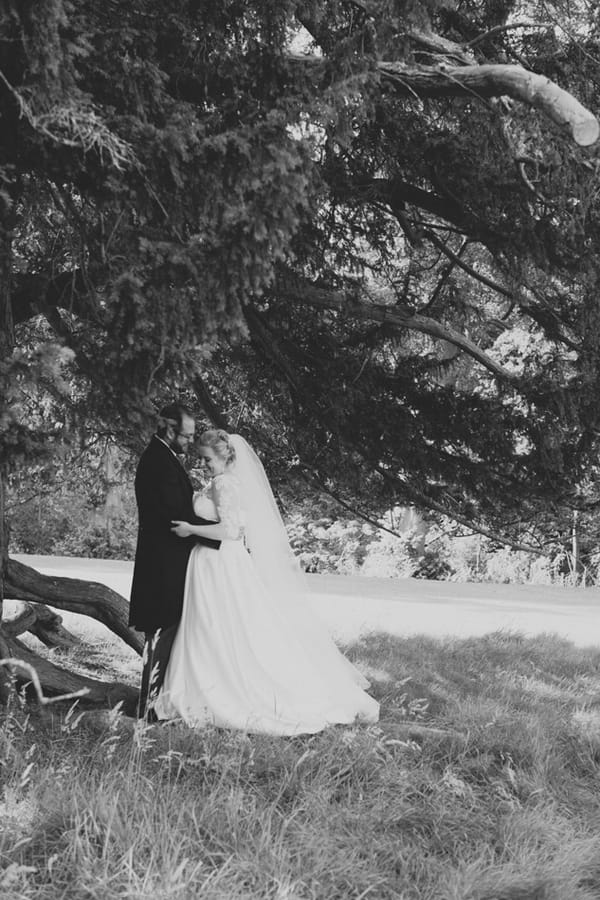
128, 403, 379, 735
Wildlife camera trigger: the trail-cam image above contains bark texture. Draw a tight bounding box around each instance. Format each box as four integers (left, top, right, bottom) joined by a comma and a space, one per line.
0, 558, 142, 713
5, 557, 143, 654
289, 55, 600, 146
0, 640, 138, 713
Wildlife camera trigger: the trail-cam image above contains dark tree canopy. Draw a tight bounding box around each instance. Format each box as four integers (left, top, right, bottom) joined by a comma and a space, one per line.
2, 0, 600, 564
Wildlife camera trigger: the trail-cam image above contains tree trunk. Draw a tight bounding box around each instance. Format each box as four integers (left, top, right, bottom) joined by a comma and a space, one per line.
571, 510, 580, 578
101, 440, 124, 549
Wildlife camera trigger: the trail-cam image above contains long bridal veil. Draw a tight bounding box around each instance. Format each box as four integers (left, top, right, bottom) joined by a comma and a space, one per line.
228, 434, 306, 603
228, 434, 370, 689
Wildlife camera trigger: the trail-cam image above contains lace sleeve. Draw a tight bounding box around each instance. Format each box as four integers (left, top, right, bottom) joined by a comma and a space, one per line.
211, 474, 243, 539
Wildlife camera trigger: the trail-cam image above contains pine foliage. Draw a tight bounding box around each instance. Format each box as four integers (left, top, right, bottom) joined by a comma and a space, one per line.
2, 0, 600, 545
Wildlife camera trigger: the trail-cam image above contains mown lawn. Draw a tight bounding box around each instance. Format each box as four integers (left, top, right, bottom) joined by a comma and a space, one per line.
1, 630, 600, 899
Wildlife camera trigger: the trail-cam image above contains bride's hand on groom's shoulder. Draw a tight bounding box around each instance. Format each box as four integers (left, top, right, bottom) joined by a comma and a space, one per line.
171, 520, 193, 538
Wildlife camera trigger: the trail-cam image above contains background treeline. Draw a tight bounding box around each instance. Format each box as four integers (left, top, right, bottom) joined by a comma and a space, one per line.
9, 435, 597, 585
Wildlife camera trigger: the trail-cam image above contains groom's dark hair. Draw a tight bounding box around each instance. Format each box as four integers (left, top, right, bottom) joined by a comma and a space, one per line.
156, 402, 193, 437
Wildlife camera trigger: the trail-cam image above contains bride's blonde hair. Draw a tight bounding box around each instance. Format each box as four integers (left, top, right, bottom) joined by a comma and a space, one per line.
198, 429, 236, 465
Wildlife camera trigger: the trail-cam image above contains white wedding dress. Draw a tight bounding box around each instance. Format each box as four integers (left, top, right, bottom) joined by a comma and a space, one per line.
154, 462, 379, 735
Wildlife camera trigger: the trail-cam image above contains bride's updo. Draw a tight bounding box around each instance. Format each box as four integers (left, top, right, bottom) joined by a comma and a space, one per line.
198, 429, 236, 466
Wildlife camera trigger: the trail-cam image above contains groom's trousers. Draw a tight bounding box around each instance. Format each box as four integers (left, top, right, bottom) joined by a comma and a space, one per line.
138, 623, 179, 721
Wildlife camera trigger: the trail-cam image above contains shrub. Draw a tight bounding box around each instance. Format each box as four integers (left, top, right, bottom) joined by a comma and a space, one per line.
9, 489, 137, 560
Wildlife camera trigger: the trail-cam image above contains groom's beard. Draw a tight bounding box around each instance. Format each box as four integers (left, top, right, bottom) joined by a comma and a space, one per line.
168, 436, 187, 456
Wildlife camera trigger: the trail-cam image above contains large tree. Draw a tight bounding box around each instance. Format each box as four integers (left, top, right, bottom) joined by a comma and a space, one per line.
1, 0, 600, 705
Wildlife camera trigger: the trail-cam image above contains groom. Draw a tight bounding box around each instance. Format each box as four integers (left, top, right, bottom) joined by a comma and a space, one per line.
129, 402, 220, 721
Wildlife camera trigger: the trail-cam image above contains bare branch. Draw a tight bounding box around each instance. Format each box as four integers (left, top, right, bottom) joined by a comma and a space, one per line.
423, 231, 581, 350
465, 22, 550, 50
0, 658, 89, 705
376, 466, 548, 555
380, 62, 600, 146
421, 238, 469, 312
423, 230, 513, 299
279, 277, 518, 383
288, 54, 600, 146
367, 178, 468, 230
300, 2, 474, 63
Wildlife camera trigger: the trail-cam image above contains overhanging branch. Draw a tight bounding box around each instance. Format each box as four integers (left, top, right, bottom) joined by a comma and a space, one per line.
279, 277, 518, 383
244, 306, 301, 392
288, 54, 600, 146
359, 178, 469, 231
191, 368, 231, 430
376, 465, 548, 555
421, 232, 581, 350
423, 229, 513, 299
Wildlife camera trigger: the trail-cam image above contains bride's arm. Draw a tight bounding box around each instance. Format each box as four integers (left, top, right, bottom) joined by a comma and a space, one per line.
172, 475, 243, 540
171, 520, 234, 540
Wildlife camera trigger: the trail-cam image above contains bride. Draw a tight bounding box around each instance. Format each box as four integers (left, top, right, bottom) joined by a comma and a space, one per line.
153, 429, 379, 735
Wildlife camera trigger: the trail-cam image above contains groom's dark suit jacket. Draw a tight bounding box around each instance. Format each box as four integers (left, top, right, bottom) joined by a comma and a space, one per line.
129, 436, 220, 632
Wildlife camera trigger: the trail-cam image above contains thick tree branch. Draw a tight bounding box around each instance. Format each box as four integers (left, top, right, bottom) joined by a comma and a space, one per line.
344, 179, 581, 351
288, 55, 600, 146
401, 28, 474, 65
3, 600, 81, 648
279, 277, 518, 383
422, 238, 469, 312
191, 369, 231, 431
359, 178, 469, 232
243, 306, 301, 393
297, 4, 475, 64
422, 229, 513, 298
420, 233, 580, 350
5, 557, 143, 655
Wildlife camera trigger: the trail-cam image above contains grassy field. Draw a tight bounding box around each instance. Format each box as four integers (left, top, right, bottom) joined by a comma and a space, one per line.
1, 629, 600, 899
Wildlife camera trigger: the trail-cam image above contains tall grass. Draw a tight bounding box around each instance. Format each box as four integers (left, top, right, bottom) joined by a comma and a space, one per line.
1, 630, 600, 899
